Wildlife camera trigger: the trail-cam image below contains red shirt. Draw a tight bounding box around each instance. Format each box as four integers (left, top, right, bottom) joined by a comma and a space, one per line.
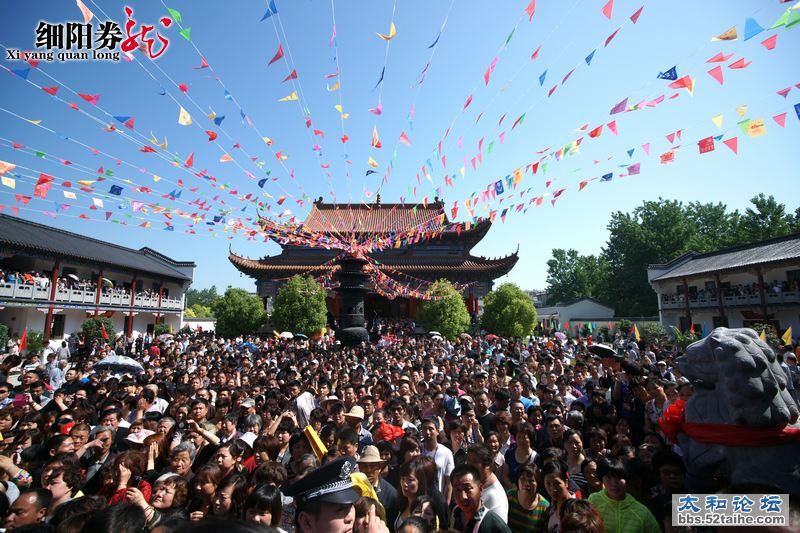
101, 480, 152, 506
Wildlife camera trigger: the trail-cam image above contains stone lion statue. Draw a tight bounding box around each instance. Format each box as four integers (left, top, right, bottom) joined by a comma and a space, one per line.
670, 327, 800, 494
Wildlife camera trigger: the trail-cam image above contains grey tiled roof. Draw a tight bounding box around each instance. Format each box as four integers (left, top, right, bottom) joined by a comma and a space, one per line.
651, 233, 800, 282
0, 214, 192, 280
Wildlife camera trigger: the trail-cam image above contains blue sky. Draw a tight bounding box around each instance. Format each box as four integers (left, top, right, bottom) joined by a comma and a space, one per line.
1, 0, 798, 293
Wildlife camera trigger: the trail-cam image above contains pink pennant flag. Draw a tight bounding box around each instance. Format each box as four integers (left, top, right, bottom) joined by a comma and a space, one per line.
601, 0, 613, 20
761, 34, 777, 50
728, 58, 751, 69
531, 45, 541, 60
268, 44, 284, 66
463, 95, 473, 109
723, 137, 738, 154
629, 5, 644, 24
525, 0, 536, 20
368, 97, 383, 115
666, 132, 676, 144
42, 86, 59, 96
642, 143, 650, 155
707, 65, 724, 84
330, 24, 337, 47
610, 97, 628, 114
706, 52, 733, 63
607, 121, 618, 135
193, 57, 209, 69
399, 131, 411, 146
776, 87, 791, 98
282, 69, 298, 82
78, 93, 100, 105
548, 84, 558, 97
562, 68, 575, 84
773, 113, 787, 128
605, 27, 621, 47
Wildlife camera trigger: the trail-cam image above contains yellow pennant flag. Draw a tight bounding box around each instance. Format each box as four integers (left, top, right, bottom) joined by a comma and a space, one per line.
377, 21, 397, 41
262, 137, 273, 146
327, 80, 340, 92
178, 106, 192, 126
1, 176, 15, 189
153, 175, 161, 182
747, 118, 766, 138
759, 329, 766, 342
736, 104, 748, 117
25, 118, 42, 125
207, 109, 217, 120
279, 91, 298, 102
782, 326, 793, 346
711, 114, 723, 129
367, 157, 379, 168
711, 26, 738, 41
633, 324, 641, 342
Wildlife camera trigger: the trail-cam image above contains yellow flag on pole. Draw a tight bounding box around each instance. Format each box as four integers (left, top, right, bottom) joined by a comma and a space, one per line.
782, 326, 793, 346
279, 91, 298, 102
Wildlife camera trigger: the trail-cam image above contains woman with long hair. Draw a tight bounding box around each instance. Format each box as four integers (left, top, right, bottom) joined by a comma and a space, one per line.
244, 483, 284, 530
99, 451, 151, 505
210, 473, 248, 520
187, 463, 222, 520
394, 458, 429, 531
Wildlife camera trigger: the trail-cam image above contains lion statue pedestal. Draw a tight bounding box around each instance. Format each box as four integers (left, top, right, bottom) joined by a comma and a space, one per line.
660, 327, 800, 495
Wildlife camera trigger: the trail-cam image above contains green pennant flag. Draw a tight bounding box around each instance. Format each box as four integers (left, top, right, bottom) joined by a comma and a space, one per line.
488, 141, 494, 154
787, 9, 800, 29
541, 163, 548, 174
166, 7, 182, 23
35, 151, 45, 158
505, 27, 516, 46
179, 28, 191, 41
770, 9, 790, 29
737, 118, 752, 135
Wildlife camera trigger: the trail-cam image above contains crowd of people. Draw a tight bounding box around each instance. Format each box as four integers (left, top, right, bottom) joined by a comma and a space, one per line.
0, 321, 796, 533
0, 269, 165, 300
661, 279, 799, 304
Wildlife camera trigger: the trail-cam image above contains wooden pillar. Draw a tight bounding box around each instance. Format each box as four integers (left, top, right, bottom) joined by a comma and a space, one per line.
757, 267, 768, 323
127, 273, 137, 335
43, 259, 61, 340
94, 267, 103, 317
156, 281, 164, 324
682, 277, 692, 331
714, 272, 726, 327
408, 297, 416, 320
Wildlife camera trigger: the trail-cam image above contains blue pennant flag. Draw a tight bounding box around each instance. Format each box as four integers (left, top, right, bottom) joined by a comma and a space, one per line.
657, 66, 678, 80
109, 185, 123, 195
164, 225, 174, 232
213, 115, 225, 126
585, 50, 596, 66
12, 68, 30, 79
366, 170, 377, 176
600, 173, 613, 182
744, 17, 764, 41
627, 149, 635, 158
224, 89, 232, 101
113, 115, 131, 124
794, 103, 800, 121
495, 180, 504, 195
428, 32, 442, 49
260, 0, 278, 21
257, 178, 267, 188
538, 70, 547, 86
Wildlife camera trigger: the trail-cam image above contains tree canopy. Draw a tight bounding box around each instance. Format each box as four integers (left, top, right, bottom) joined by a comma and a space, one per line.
212, 287, 267, 339
186, 286, 220, 308
545, 195, 800, 316
417, 280, 471, 340
481, 282, 538, 338
271, 276, 328, 336
82, 317, 115, 347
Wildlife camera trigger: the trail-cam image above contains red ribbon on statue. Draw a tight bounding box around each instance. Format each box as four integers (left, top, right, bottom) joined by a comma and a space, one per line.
659, 399, 800, 447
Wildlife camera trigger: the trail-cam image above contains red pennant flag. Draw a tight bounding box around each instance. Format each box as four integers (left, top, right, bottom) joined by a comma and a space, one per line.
69, 101, 79, 110
19, 328, 27, 351
707, 65, 724, 84
548, 84, 558, 97
525, 0, 536, 20
463, 95, 473, 109
629, 5, 644, 23
588, 125, 603, 138
139, 145, 156, 153
42, 86, 59, 96
268, 44, 284, 65
773, 113, 787, 128
178, 83, 189, 93
341, 134, 349, 143
605, 27, 620, 47
761, 34, 777, 50
698, 136, 715, 154
531, 45, 541, 60
776, 87, 791, 98
193, 57, 209, 69
728, 58, 751, 69
185, 152, 194, 168
706, 52, 733, 63
101, 322, 109, 340
78, 93, 100, 105
206, 131, 218, 141
282, 69, 298, 82
723, 137, 738, 154
601, 0, 613, 20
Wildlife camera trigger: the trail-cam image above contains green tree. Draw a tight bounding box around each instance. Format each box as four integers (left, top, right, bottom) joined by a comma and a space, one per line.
751, 323, 781, 349
212, 287, 267, 338
731, 194, 796, 244
638, 322, 669, 345
417, 280, 471, 340
481, 282, 538, 338
670, 326, 700, 350
185, 304, 214, 318
81, 317, 116, 346
153, 323, 171, 336
545, 249, 607, 304
25, 331, 46, 355
186, 286, 220, 308
271, 276, 327, 336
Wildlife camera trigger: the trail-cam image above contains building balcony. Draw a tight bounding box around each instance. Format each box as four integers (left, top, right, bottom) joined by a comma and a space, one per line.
0, 283, 184, 310
660, 291, 799, 311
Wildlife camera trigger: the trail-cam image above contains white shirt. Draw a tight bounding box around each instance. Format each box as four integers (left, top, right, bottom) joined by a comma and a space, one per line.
482, 477, 508, 522
422, 443, 454, 493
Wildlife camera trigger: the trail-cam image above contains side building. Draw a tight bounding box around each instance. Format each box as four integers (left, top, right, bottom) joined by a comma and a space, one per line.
0, 214, 195, 340
647, 233, 800, 336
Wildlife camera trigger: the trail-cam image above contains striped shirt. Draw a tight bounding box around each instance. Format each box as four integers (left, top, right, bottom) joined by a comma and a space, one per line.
507, 489, 549, 533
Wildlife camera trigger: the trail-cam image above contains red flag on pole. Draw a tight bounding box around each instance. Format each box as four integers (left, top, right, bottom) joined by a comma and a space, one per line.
101, 323, 109, 341
19, 328, 28, 352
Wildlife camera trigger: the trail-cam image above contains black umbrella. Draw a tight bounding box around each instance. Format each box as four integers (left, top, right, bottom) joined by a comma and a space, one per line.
588, 343, 619, 359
